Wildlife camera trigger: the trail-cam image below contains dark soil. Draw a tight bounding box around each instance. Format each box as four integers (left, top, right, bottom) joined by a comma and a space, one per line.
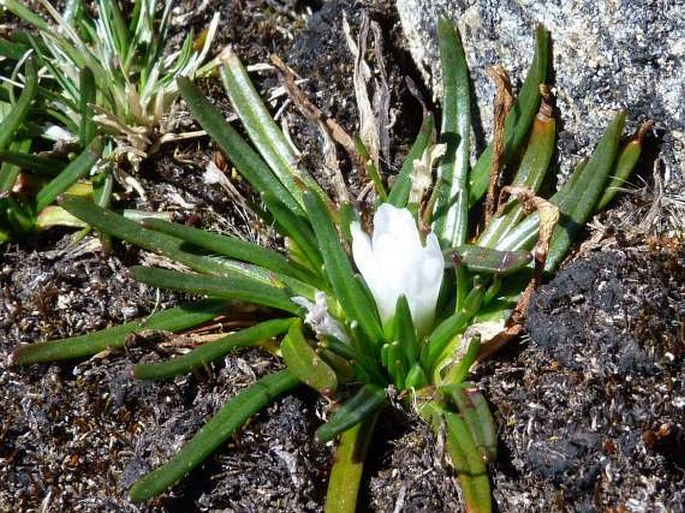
1, 1, 684, 512
488, 237, 685, 512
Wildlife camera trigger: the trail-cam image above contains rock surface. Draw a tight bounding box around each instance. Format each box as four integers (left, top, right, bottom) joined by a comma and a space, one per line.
396, 0, 685, 186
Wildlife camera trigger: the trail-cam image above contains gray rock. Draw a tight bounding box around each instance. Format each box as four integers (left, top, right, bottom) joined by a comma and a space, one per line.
396, 0, 685, 188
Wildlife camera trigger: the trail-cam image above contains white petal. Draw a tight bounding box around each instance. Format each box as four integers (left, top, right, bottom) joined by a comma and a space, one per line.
351, 221, 377, 287
373, 203, 421, 247
350, 205, 445, 334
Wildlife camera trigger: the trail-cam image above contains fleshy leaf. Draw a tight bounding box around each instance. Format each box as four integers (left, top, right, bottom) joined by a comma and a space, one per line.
281, 320, 338, 393
133, 318, 294, 380
10, 300, 228, 365
131, 266, 301, 314
432, 17, 471, 248
129, 370, 300, 501
315, 384, 386, 443
469, 25, 550, 205
303, 191, 384, 344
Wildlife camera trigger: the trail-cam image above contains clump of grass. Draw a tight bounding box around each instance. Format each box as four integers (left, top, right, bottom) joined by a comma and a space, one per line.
9, 15, 649, 513
0, 0, 218, 241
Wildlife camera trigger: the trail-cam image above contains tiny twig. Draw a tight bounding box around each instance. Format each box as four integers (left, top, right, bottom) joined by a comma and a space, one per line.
270, 54, 354, 202
477, 185, 559, 361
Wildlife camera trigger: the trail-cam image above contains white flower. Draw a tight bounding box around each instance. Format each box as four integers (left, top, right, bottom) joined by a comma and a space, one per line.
350, 204, 444, 337
291, 291, 348, 342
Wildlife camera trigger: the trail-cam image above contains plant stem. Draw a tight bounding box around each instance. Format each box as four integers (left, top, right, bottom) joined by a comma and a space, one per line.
324, 411, 380, 513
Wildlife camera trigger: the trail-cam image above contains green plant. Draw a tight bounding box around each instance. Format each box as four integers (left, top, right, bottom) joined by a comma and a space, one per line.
0, 0, 218, 241
9, 18, 648, 512
0, 54, 105, 241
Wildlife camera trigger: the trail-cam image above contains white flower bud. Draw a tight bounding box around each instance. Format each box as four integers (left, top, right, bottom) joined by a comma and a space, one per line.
351, 204, 444, 338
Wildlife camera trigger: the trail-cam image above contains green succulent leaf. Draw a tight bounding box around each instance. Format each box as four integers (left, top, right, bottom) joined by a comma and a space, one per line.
0, 35, 31, 61
315, 384, 387, 443
178, 77, 305, 216
447, 245, 533, 275
494, 111, 627, 267
324, 412, 379, 513
318, 337, 386, 386
393, 294, 419, 368
263, 196, 324, 275
0, 56, 38, 154
303, 191, 384, 344
435, 406, 492, 513
219, 47, 327, 208
387, 113, 435, 208
0, 150, 67, 177
543, 111, 626, 269
133, 318, 294, 380
469, 25, 550, 205
62, 197, 315, 297
131, 266, 301, 315
442, 334, 481, 386
35, 136, 103, 212
420, 284, 485, 373
281, 320, 338, 393
491, 158, 589, 252
9, 299, 228, 365
129, 369, 300, 502
477, 107, 556, 248
78, 66, 96, 147
0, 139, 32, 197
442, 383, 498, 463
0, 196, 34, 234
141, 217, 321, 287
595, 123, 647, 211
432, 17, 471, 248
